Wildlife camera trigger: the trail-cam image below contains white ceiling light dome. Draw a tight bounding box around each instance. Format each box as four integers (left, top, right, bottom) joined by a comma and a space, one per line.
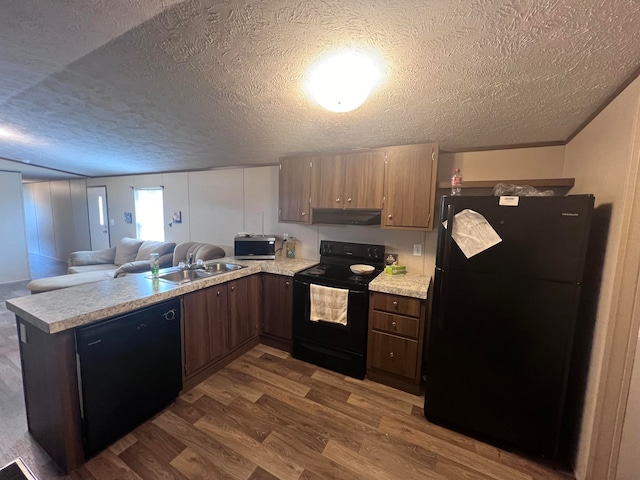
307, 50, 381, 113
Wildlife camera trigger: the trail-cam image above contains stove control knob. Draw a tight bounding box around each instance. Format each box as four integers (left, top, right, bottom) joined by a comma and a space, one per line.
367, 247, 380, 258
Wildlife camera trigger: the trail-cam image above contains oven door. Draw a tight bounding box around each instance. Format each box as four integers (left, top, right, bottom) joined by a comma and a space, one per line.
292, 277, 369, 378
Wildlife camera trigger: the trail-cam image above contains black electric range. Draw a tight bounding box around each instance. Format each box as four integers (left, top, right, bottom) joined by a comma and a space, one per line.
292, 240, 385, 378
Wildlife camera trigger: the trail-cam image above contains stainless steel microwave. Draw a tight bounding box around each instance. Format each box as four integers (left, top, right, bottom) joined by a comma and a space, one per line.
234, 235, 276, 260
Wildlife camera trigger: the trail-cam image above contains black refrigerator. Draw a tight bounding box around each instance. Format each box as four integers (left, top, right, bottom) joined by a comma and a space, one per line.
424, 194, 594, 457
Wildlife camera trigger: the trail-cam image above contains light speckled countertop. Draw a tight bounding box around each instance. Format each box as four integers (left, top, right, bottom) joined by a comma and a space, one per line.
369, 272, 431, 299
6, 257, 317, 334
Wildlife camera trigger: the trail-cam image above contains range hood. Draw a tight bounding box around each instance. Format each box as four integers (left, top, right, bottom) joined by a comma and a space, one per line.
311, 209, 381, 226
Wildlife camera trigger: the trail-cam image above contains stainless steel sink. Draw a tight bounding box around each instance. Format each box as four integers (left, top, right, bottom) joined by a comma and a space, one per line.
155, 262, 246, 285
202, 262, 246, 274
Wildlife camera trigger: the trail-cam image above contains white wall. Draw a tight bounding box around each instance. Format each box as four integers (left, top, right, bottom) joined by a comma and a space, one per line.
188, 169, 245, 254
69, 179, 91, 254
162, 172, 190, 245
22, 184, 39, 253
244, 166, 279, 237
32, 182, 56, 257
23, 179, 90, 261
563, 75, 640, 479
0, 171, 30, 283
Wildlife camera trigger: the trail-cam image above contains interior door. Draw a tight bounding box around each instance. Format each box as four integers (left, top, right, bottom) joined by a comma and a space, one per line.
87, 186, 110, 250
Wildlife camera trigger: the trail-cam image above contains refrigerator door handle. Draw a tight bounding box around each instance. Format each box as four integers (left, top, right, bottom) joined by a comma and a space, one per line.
435, 268, 447, 329
437, 203, 456, 329
442, 203, 455, 272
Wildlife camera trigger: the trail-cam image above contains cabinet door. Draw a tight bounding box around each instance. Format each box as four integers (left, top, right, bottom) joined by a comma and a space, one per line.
343, 151, 385, 209
310, 155, 345, 209
183, 285, 228, 378
262, 274, 293, 340
279, 156, 312, 223
229, 275, 261, 349
382, 143, 438, 230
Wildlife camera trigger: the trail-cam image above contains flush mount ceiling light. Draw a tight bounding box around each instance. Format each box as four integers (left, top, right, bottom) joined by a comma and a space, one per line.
307, 50, 380, 113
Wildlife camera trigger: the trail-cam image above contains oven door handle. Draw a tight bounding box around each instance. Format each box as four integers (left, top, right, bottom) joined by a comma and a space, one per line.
294, 279, 367, 294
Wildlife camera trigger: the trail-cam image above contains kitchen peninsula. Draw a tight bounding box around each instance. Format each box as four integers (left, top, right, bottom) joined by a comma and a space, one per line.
5, 257, 431, 473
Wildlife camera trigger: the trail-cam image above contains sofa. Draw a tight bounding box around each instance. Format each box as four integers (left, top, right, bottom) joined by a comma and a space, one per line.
67, 237, 176, 277
172, 241, 226, 266
28, 240, 226, 294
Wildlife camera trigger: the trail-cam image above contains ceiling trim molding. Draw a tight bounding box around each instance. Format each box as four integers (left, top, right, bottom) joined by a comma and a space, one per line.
440, 141, 566, 154
84, 162, 280, 179
0, 156, 86, 178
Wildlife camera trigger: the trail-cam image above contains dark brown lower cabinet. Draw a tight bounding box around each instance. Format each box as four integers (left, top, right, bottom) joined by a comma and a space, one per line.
16, 319, 84, 473
367, 291, 427, 394
229, 275, 261, 349
182, 284, 229, 378
260, 273, 293, 350
182, 275, 261, 388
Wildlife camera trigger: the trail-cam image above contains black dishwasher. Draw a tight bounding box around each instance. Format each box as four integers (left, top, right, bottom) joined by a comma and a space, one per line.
76, 298, 182, 457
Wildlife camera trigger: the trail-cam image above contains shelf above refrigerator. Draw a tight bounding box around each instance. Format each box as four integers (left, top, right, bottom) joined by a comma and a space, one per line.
436, 177, 575, 190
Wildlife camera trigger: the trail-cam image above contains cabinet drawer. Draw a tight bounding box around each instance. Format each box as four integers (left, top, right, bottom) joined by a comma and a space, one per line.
370, 311, 419, 339
369, 331, 418, 379
371, 292, 421, 317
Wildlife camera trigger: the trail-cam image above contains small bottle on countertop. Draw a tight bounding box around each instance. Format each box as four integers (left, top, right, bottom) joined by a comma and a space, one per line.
286, 237, 296, 259
280, 233, 288, 259
150, 253, 160, 277
451, 168, 463, 196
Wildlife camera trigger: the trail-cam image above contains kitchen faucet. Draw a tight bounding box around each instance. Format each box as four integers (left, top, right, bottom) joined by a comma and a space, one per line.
182, 252, 205, 270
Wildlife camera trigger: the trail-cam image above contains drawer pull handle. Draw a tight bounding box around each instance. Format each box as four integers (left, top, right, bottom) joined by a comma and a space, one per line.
217, 291, 221, 296
231, 286, 235, 292
347, 197, 352, 202
392, 321, 397, 328
336, 198, 340, 203
389, 352, 394, 358
301, 212, 306, 216
392, 301, 398, 306
285, 281, 290, 286
388, 214, 392, 219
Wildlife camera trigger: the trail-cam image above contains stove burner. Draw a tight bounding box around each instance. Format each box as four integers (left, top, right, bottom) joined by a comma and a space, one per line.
295, 241, 385, 290
303, 266, 327, 275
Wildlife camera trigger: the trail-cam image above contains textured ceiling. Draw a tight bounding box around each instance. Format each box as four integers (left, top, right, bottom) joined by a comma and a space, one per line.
2, 0, 640, 179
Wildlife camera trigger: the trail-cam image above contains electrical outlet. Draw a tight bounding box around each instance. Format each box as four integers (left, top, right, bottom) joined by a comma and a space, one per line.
283, 233, 289, 241
413, 244, 422, 256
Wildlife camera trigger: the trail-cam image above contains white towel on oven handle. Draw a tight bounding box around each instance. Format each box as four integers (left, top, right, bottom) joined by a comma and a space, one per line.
310, 284, 349, 326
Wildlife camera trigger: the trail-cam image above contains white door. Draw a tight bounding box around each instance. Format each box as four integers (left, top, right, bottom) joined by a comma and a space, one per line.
87, 186, 110, 250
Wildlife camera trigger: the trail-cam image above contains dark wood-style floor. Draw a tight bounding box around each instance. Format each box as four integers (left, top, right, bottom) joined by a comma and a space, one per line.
0, 257, 575, 479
